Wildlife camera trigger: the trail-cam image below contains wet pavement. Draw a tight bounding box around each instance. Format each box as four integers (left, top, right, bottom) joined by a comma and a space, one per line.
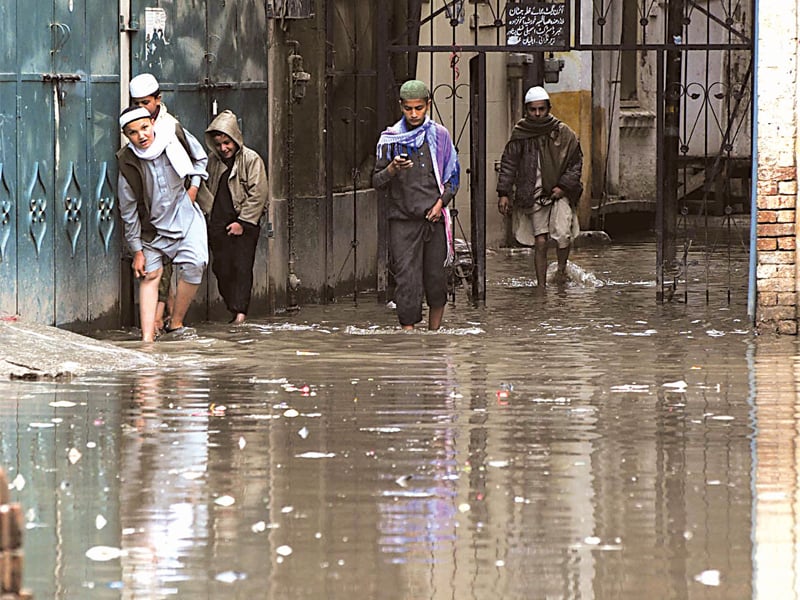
0, 229, 796, 599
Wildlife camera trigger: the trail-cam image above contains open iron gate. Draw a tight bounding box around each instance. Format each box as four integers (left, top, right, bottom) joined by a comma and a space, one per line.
374, 0, 754, 306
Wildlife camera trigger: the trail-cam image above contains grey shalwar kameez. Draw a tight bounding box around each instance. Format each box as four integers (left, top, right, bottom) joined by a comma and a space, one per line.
117, 127, 209, 285
373, 141, 456, 326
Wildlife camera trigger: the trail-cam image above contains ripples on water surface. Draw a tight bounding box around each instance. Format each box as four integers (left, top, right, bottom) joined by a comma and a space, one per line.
1, 233, 797, 599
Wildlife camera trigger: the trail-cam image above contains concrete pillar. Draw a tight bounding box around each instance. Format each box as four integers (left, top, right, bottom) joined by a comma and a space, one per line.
266, 7, 329, 307
267, 20, 290, 313
285, 8, 329, 305
755, 2, 799, 334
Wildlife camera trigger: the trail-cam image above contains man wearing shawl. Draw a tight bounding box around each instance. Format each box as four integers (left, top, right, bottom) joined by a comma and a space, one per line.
117, 106, 209, 342
373, 80, 460, 330
497, 86, 583, 287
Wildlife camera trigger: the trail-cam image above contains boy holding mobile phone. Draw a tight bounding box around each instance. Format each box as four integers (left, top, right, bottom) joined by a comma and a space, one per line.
372, 80, 460, 331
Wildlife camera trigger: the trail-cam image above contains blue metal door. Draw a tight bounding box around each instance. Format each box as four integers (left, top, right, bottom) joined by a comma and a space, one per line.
1, 0, 121, 327
0, 2, 18, 316
130, 0, 270, 320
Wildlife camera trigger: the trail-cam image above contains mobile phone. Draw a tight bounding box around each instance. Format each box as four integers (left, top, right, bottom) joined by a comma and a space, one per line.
398, 153, 409, 160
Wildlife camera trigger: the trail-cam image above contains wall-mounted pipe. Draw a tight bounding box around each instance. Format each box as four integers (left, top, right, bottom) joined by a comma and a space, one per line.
747, 0, 759, 324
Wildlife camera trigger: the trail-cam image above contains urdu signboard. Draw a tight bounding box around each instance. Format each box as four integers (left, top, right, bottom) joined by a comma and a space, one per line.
505, 1, 569, 50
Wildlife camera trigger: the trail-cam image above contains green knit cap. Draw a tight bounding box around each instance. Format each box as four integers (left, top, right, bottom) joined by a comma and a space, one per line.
399, 79, 430, 101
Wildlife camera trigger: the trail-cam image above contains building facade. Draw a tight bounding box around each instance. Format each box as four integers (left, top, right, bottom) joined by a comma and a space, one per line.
1, 1, 798, 333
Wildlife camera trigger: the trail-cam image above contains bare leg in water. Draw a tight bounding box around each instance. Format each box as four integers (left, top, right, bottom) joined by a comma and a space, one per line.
168, 279, 200, 330
555, 245, 570, 284
138, 268, 162, 343
534, 234, 548, 288
428, 305, 445, 330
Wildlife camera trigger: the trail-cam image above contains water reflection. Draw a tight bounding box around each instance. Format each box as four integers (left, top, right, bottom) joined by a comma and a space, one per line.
0, 233, 797, 598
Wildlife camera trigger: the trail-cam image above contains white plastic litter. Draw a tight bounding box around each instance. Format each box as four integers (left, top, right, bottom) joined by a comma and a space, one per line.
694, 569, 721, 586
85, 546, 123, 561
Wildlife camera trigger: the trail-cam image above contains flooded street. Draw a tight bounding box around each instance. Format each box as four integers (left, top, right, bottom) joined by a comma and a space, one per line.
1, 229, 797, 599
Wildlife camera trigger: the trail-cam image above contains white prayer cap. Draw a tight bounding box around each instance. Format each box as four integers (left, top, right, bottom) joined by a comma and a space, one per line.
524, 86, 550, 104
129, 73, 160, 98
119, 106, 151, 129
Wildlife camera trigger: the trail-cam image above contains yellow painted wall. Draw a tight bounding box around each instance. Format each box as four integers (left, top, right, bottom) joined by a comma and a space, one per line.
550, 90, 594, 229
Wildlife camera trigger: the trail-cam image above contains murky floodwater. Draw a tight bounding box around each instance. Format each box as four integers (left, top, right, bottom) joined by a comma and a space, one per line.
2, 228, 798, 599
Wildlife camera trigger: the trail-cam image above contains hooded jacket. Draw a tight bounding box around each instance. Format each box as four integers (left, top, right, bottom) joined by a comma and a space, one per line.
203, 110, 268, 226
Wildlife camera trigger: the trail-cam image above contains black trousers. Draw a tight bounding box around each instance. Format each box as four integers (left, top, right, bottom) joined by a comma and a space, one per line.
209, 224, 260, 315
389, 219, 447, 326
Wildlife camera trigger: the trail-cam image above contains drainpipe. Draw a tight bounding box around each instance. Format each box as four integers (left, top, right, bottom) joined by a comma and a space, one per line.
286, 40, 309, 311
747, 0, 759, 324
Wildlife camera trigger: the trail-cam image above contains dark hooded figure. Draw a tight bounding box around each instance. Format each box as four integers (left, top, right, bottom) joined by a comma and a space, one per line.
202, 110, 269, 324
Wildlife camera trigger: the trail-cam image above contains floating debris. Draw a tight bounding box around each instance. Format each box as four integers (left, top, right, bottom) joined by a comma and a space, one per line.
583, 536, 601, 545
298, 427, 309, 439
238, 436, 247, 450
249, 377, 289, 384
610, 384, 650, 393
694, 569, 721, 586
663, 380, 688, 391
359, 427, 401, 433
395, 475, 413, 488
284, 409, 299, 418
251, 521, 267, 533
214, 495, 236, 507
68, 448, 82, 464
382, 490, 434, 498
85, 546, 123, 562
49, 400, 77, 408
95, 515, 107, 530
276, 545, 293, 557
215, 571, 247, 583
296, 452, 335, 459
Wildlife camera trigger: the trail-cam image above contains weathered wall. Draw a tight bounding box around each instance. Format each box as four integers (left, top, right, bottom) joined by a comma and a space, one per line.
755, 3, 799, 334
291, 190, 378, 304
270, 1, 384, 306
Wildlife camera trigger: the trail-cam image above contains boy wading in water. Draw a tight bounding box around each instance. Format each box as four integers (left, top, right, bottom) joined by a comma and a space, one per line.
373, 80, 460, 330
117, 106, 210, 342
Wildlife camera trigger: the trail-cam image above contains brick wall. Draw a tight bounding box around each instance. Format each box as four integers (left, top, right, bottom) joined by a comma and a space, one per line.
756, 8, 799, 334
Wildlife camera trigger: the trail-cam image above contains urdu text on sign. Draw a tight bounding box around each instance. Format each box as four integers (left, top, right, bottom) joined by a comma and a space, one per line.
506, 2, 568, 49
